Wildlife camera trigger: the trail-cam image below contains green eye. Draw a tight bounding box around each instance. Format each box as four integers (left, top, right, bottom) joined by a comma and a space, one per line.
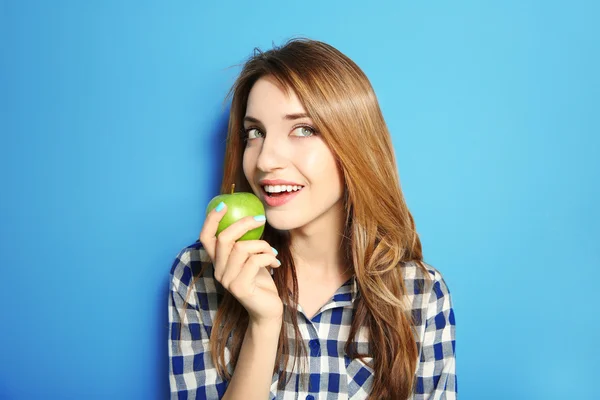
246, 128, 264, 139
293, 126, 316, 137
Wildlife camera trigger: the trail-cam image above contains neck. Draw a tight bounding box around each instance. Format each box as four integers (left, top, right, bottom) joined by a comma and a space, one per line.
289, 201, 350, 280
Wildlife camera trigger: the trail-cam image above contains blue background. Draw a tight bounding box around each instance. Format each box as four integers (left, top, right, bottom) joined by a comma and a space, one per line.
1, 1, 598, 399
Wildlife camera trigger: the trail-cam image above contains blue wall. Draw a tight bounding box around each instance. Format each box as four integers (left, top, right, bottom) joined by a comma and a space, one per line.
1, 1, 598, 399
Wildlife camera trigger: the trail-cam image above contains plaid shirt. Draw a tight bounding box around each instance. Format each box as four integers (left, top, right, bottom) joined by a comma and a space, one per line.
169, 241, 457, 400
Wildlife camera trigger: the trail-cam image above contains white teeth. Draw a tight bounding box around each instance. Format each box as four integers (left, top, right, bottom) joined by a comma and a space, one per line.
264, 184, 304, 193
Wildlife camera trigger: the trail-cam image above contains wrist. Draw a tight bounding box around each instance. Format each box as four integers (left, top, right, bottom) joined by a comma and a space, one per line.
248, 317, 282, 337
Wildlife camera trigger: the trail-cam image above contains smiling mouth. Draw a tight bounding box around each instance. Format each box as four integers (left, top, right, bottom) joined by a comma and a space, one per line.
261, 185, 304, 197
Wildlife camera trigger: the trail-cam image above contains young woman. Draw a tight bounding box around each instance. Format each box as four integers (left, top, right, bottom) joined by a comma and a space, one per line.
169, 38, 457, 400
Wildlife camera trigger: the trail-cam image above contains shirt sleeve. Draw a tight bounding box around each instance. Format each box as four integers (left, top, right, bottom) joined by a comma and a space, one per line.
413, 272, 457, 400
168, 247, 229, 400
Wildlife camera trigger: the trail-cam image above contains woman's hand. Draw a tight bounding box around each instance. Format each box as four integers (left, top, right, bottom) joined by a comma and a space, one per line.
199, 203, 283, 325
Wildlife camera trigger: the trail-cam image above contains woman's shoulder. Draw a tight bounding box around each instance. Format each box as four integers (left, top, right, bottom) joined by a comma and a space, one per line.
170, 240, 213, 275
402, 259, 452, 295
401, 259, 454, 324
169, 240, 221, 309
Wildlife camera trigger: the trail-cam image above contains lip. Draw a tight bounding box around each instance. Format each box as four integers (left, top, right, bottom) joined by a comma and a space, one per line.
261, 186, 303, 207
259, 179, 304, 187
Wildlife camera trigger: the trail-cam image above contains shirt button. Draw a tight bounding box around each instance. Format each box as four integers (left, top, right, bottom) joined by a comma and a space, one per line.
308, 339, 320, 356
306, 396, 315, 400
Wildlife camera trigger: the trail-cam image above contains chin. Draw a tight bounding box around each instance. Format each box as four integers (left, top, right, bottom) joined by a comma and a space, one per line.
265, 213, 300, 232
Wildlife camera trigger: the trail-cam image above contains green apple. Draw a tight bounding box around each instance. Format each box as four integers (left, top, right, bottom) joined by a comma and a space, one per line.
205, 184, 265, 241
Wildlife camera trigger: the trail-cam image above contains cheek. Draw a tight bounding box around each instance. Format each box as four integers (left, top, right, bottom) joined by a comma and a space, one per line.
301, 147, 337, 177
242, 151, 253, 180
242, 157, 254, 191
242, 149, 262, 196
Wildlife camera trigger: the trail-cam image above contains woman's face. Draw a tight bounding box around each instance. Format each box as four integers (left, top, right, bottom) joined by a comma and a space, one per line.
242, 76, 345, 233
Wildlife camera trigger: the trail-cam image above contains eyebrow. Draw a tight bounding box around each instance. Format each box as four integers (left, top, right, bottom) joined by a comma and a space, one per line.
243, 113, 311, 124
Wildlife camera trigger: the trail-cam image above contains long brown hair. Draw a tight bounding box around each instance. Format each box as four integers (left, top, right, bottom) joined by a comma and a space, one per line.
180, 37, 432, 399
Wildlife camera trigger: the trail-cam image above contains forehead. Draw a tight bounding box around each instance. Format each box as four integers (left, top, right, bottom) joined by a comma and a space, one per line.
245, 76, 305, 115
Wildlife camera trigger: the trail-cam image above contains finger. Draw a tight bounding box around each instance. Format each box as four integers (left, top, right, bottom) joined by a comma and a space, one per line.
219, 241, 277, 286
199, 202, 228, 260
215, 215, 267, 272
228, 253, 281, 297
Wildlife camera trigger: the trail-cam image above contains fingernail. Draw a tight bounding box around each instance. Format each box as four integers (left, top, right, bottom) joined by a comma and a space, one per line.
253, 215, 266, 222
215, 202, 225, 212
276, 259, 281, 266
271, 247, 278, 255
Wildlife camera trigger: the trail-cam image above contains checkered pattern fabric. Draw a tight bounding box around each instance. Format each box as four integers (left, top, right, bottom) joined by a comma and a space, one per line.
169, 241, 457, 399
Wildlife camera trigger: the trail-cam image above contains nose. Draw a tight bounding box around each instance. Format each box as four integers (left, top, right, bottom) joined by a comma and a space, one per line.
255, 135, 287, 172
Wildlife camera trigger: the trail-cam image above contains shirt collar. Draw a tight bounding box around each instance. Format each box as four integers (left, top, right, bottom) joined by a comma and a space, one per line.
283, 274, 359, 309
336, 274, 360, 305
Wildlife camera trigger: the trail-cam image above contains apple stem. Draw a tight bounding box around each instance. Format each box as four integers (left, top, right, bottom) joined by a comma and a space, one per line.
231, 184, 235, 194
